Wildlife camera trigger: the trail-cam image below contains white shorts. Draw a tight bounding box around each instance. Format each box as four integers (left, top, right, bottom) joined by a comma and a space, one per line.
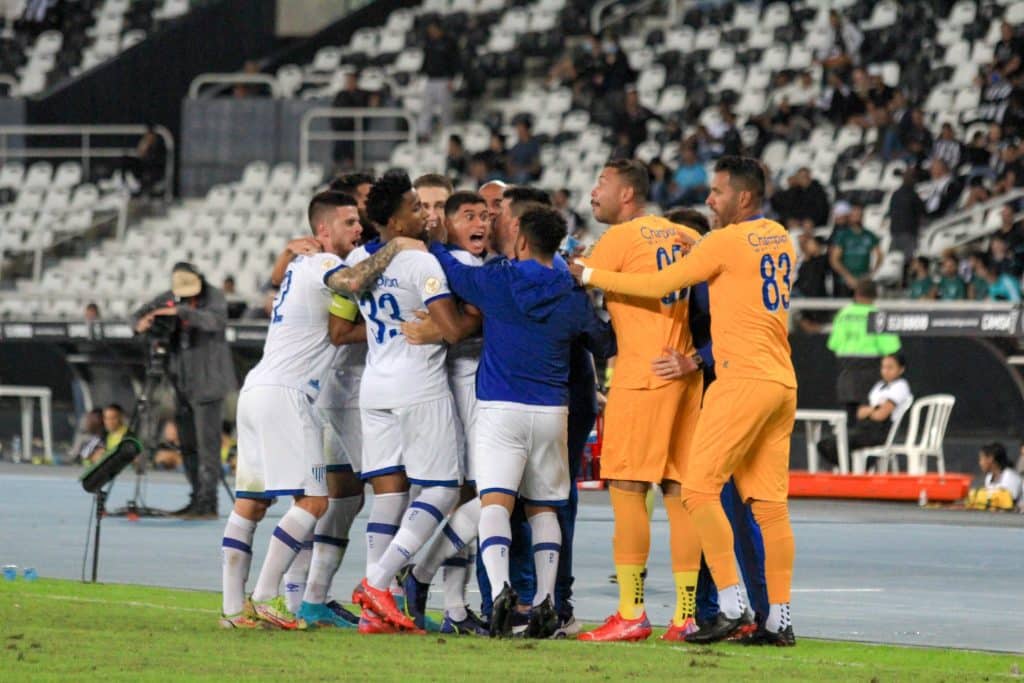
451, 379, 478, 484
319, 404, 363, 474
360, 394, 461, 488
475, 401, 569, 506
236, 385, 327, 499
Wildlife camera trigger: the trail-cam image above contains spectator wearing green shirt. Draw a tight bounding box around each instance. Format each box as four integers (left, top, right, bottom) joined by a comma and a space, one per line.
935, 254, 966, 300
967, 252, 990, 300
826, 279, 902, 423
906, 256, 935, 299
829, 205, 883, 297
973, 252, 1022, 302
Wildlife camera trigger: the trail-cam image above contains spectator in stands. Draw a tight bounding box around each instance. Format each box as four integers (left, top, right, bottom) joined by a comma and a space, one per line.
480, 130, 508, 179
232, 60, 263, 98
446, 134, 467, 178
552, 188, 584, 235
614, 85, 655, 156
995, 202, 1024, 255
972, 252, 1022, 302
907, 256, 935, 300
221, 421, 238, 474
670, 144, 708, 207
936, 253, 966, 300
153, 419, 183, 470
69, 408, 105, 466
827, 279, 901, 424
889, 168, 926, 256
102, 403, 128, 457
587, 33, 634, 97
817, 353, 913, 470
715, 106, 743, 156
123, 125, 166, 197
830, 205, 882, 297
992, 22, 1024, 83
419, 19, 460, 139
989, 235, 1021, 278
771, 167, 830, 230
964, 131, 991, 171
967, 252, 991, 300
245, 285, 276, 320
793, 234, 832, 333
899, 108, 933, 165
507, 118, 541, 184
923, 157, 963, 219
768, 97, 811, 143
331, 72, 369, 168
932, 123, 962, 172
84, 302, 100, 322
820, 69, 861, 125
816, 9, 863, 72
221, 276, 235, 295
222, 275, 246, 319
687, 124, 721, 162
968, 442, 1023, 511
647, 158, 673, 206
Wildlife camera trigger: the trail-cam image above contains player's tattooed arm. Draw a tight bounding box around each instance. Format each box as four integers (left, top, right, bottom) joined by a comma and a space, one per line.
326, 237, 426, 296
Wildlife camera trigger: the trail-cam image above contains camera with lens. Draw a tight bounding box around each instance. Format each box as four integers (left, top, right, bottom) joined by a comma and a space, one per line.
147, 310, 180, 346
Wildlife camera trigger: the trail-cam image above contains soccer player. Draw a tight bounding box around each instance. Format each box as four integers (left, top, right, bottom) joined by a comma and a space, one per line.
429, 205, 616, 638
400, 191, 490, 635
414, 173, 454, 239
478, 179, 507, 234
220, 191, 420, 630
573, 156, 798, 646
343, 171, 477, 633
330, 172, 377, 241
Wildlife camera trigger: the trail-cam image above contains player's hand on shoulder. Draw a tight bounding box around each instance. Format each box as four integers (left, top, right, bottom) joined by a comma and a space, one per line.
400, 309, 442, 344
287, 236, 321, 256
394, 236, 428, 252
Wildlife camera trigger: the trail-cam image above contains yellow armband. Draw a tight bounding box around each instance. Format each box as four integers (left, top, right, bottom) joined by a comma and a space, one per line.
329, 294, 359, 322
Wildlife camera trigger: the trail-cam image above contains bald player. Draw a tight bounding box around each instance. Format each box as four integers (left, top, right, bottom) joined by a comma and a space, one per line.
576, 159, 705, 643
574, 156, 797, 646
478, 180, 507, 235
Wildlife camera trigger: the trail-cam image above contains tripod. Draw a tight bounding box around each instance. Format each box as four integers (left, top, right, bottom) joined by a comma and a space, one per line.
109, 343, 169, 518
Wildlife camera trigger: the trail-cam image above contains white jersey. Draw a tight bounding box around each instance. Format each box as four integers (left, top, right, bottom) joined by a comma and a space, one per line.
317, 250, 368, 411
243, 252, 342, 400
349, 243, 452, 409
445, 247, 484, 384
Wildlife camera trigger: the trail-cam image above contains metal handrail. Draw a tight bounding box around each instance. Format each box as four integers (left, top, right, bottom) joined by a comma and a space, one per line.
917, 187, 1024, 257
789, 297, 1018, 312
187, 73, 280, 99
298, 106, 417, 172
590, 0, 664, 35
0, 75, 16, 95
0, 124, 175, 201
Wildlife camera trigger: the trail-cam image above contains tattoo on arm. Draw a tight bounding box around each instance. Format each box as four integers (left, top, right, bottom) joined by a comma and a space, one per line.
326, 240, 402, 296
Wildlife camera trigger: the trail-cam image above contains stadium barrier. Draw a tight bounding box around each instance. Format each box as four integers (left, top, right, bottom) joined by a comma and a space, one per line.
918, 187, 1024, 258
298, 106, 417, 174
187, 73, 281, 99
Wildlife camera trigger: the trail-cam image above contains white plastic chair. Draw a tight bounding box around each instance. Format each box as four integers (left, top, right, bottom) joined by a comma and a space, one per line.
852, 394, 955, 475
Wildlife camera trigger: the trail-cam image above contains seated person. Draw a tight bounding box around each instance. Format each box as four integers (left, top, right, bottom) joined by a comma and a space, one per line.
70, 409, 106, 465
818, 354, 913, 469
153, 419, 183, 470
968, 442, 1022, 511
221, 421, 237, 474
94, 404, 128, 465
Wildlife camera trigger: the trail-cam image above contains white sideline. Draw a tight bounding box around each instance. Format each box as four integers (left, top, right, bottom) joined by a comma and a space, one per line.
17, 593, 218, 614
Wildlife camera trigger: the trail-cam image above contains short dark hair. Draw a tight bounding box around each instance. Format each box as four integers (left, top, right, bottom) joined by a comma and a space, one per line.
503, 186, 551, 208
854, 278, 877, 299
413, 173, 454, 193
518, 206, 567, 257
85, 302, 99, 312
664, 208, 710, 235
366, 171, 413, 227
104, 403, 124, 414
445, 191, 486, 217
884, 352, 907, 370
308, 190, 358, 233
714, 155, 766, 201
329, 172, 375, 195
981, 442, 1010, 469
912, 256, 930, 270
604, 158, 650, 202
449, 134, 464, 146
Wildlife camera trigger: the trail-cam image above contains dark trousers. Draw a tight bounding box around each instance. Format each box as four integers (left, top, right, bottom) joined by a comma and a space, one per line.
176, 395, 224, 511
818, 419, 891, 467
695, 479, 769, 625
477, 409, 596, 617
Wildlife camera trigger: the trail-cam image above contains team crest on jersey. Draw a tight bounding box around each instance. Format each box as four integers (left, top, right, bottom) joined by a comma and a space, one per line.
322, 259, 336, 270
424, 277, 442, 296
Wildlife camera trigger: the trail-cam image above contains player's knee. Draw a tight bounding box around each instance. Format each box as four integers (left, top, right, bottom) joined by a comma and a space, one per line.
418, 486, 460, 518
750, 500, 790, 530
234, 498, 269, 522
681, 488, 719, 514
330, 470, 364, 498
296, 495, 329, 518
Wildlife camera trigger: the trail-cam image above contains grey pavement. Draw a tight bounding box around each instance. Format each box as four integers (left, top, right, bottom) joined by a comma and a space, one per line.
1, 464, 1022, 652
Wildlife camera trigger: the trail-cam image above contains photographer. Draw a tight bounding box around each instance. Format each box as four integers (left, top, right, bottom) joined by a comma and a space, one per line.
131, 263, 237, 520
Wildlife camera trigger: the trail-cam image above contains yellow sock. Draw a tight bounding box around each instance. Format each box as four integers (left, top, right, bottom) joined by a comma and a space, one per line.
672, 571, 698, 626
616, 564, 645, 619
645, 488, 655, 519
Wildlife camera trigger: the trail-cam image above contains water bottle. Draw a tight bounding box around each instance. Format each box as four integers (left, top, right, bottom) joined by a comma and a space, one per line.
23, 567, 37, 581
918, 488, 928, 507
11, 436, 21, 463
2, 565, 17, 581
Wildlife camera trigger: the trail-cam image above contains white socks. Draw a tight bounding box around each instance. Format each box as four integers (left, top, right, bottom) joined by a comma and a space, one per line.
479, 504, 512, 601
251, 506, 318, 603
766, 603, 792, 632
221, 511, 256, 616
303, 495, 363, 605
528, 511, 561, 607
441, 546, 472, 621
365, 491, 409, 575
412, 497, 481, 584
282, 533, 313, 613
368, 487, 458, 590
718, 584, 748, 620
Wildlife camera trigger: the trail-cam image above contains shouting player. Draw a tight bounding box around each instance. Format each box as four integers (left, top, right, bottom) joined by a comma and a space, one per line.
344, 171, 477, 633
220, 190, 419, 629
573, 156, 798, 646
578, 160, 705, 642
429, 205, 616, 638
